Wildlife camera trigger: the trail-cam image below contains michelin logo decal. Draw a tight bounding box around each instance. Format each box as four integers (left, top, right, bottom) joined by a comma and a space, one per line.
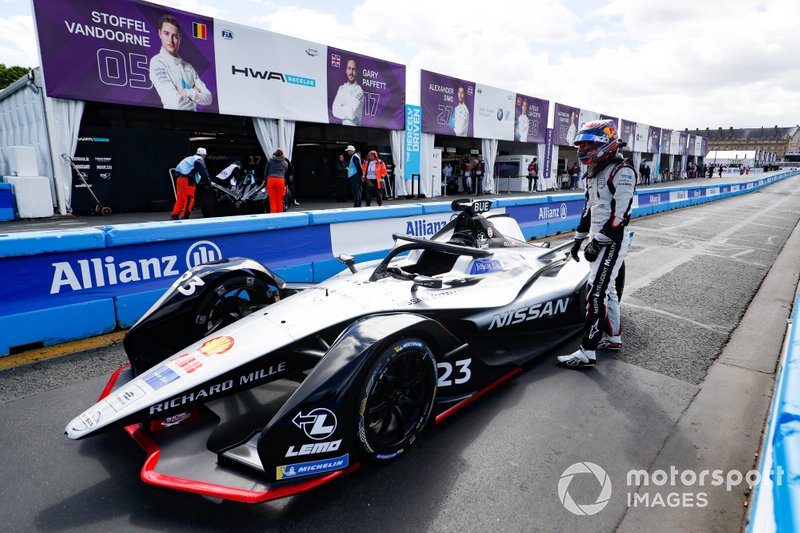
276, 454, 349, 480
50, 240, 222, 294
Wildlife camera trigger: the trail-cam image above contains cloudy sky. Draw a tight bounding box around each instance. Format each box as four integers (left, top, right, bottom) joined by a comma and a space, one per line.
2, 0, 798, 130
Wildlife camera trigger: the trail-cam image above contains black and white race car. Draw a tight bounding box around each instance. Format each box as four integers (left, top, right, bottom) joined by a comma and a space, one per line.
65, 199, 591, 503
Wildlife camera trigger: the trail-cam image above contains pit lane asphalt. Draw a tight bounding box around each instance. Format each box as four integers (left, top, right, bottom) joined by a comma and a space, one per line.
2, 175, 800, 532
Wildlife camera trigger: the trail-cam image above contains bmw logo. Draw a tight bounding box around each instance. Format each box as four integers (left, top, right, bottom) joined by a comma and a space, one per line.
497, 108, 504, 121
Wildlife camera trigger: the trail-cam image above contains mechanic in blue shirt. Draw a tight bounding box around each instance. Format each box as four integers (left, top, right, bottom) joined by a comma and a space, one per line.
345, 145, 364, 207
171, 147, 209, 219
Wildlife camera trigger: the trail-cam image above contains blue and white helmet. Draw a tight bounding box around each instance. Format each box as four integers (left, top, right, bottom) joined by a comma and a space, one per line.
573, 119, 621, 165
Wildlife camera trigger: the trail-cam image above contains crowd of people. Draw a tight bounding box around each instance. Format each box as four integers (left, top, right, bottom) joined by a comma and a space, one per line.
170, 144, 782, 219
443, 155, 488, 195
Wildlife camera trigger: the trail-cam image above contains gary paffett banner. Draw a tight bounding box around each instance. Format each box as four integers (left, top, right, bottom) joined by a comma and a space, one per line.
32, 0, 405, 129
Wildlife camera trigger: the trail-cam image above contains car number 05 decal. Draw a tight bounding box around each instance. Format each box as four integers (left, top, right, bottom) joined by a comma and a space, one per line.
437, 359, 471, 387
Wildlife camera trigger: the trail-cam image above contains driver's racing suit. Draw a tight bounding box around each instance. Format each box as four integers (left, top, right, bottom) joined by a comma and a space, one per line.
332, 82, 364, 126
575, 156, 636, 349
149, 49, 213, 111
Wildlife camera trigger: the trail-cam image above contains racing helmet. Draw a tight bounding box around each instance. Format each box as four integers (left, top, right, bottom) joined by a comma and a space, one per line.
574, 119, 621, 165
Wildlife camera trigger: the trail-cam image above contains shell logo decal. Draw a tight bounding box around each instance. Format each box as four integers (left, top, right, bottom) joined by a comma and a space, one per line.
198, 336, 234, 356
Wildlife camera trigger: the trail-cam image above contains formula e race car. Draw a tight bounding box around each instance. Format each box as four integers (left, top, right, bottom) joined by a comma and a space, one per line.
65, 199, 592, 503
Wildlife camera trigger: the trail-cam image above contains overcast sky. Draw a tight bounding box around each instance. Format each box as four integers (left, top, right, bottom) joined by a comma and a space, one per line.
2, 0, 798, 130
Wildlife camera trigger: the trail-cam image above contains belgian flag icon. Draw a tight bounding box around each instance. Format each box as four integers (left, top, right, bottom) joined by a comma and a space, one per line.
192, 22, 207, 40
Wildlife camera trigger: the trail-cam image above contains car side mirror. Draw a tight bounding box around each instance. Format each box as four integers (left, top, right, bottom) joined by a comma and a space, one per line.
337, 254, 357, 274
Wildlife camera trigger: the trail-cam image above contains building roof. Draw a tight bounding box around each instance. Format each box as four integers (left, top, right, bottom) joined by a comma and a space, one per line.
685, 126, 799, 142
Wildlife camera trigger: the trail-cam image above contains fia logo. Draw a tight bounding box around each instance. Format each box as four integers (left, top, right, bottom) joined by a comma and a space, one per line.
292, 408, 338, 440
221, 29, 233, 40
185, 240, 222, 269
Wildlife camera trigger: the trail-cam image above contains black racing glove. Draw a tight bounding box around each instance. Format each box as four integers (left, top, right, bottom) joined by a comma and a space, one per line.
583, 239, 604, 262
569, 238, 584, 262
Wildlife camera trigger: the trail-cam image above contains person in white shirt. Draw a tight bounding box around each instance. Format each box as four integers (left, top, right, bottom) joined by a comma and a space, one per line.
332, 58, 364, 126
451, 85, 470, 137
149, 14, 213, 111
516, 99, 530, 141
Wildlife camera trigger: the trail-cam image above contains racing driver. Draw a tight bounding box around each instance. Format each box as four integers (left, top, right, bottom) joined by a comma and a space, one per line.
557, 119, 636, 369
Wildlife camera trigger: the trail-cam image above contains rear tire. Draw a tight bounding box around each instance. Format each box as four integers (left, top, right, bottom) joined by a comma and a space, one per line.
355, 338, 437, 461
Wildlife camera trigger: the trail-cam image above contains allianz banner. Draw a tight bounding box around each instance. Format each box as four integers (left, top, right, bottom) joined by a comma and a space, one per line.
32, 0, 405, 129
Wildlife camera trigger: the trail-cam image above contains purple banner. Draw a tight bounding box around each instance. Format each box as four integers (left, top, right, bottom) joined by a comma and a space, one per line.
648, 127, 661, 154
554, 103, 580, 146
620, 119, 636, 150
543, 128, 554, 180
420, 70, 475, 137
326, 47, 405, 130
660, 128, 672, 154
514, 94, 548, 143
700, 137, 708, 157
687, 134, 696, 156
33, 0, 218, 113
600, 114, 619, 127
679, 132, 688, 156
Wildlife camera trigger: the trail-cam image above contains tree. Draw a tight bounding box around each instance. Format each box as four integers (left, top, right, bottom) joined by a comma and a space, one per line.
0, 64, 32, 90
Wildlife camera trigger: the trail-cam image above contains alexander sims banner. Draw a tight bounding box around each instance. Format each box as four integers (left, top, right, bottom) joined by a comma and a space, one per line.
515, 95, 548, 143
214, 21, 328, 122
420, 69, 475, 137
554, 103, 580, 146
326, 48, 405, 130
33, 0, 218, 112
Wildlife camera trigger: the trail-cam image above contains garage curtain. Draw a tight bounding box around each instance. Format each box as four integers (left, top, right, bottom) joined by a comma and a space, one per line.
45, 97, 85, 215
480, 138, 497, 194
389, 129, 406, 197
418, 132, 435, 197
253, 118, 296, 162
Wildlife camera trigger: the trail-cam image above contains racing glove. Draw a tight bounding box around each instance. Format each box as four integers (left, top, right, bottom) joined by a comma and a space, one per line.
569, 238, 584, 262
583, 239, 604, 262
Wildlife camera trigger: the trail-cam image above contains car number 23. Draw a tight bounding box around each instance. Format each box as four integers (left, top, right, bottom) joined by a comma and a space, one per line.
437, 359, 472, 387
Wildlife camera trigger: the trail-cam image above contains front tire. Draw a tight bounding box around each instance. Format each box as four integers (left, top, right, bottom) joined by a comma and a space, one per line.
356, 338, 437, 461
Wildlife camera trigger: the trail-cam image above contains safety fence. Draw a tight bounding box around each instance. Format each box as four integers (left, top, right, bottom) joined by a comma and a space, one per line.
749, 283, 800, 532
0, 170, 797, 356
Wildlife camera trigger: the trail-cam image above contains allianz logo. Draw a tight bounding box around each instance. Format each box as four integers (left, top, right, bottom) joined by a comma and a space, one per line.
405, 216, 454, 238
50, 240, 222, 294
538, 203, 568, 221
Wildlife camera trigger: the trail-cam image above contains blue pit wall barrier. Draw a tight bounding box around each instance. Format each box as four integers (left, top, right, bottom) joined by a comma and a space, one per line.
0, 170, 797, 355
749, 283, 800, 532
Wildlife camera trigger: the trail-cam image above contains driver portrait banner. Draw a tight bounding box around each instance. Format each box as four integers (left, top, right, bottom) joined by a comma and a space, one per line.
554, 103, 580, 146
679, 132, 689, 156
660, 128, 672, 154
32, 0, 218, 113
514, 94, 548, 144
420, 69, 475, 138
648, 127, 661, 154
326, 47, 405, 130
620, 119, 636, 151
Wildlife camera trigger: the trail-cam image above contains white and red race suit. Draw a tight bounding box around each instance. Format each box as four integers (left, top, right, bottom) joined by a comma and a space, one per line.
574, 156, 637, 349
